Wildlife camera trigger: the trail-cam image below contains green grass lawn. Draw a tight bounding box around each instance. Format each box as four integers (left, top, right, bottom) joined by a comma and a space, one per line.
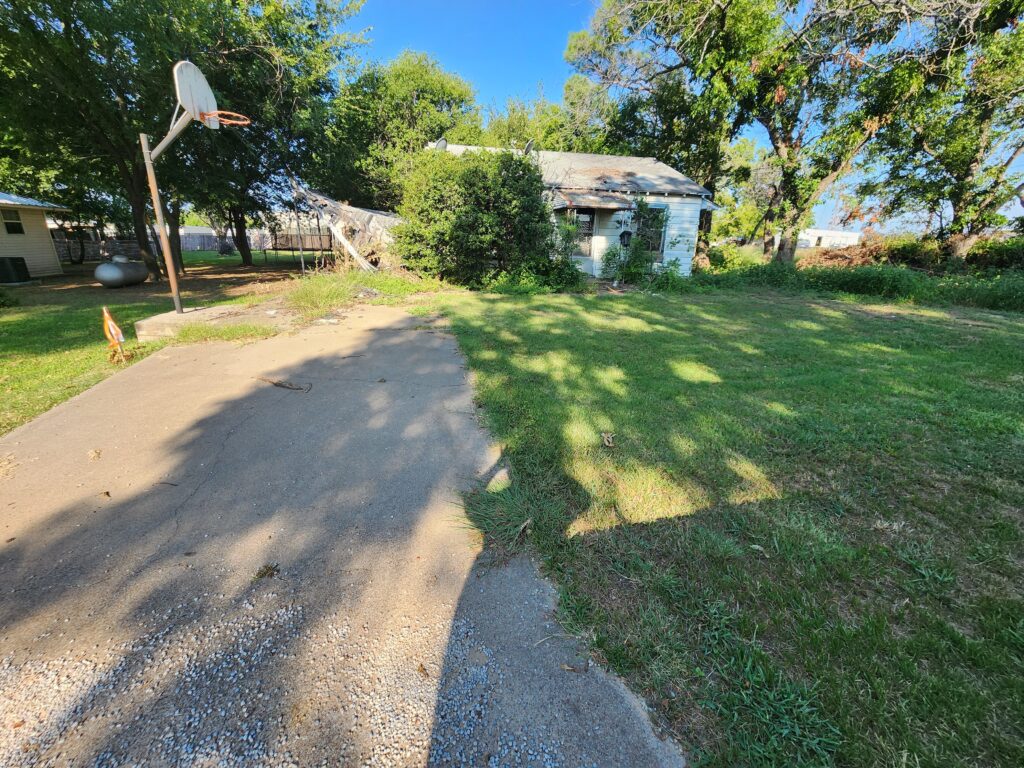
436, 289, 1024, 767
1, 256, 443, 436
0, 254, 296, 435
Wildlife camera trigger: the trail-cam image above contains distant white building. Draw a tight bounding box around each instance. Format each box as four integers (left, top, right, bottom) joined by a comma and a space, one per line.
794, 228, 862, 249
1, 192, 67, 278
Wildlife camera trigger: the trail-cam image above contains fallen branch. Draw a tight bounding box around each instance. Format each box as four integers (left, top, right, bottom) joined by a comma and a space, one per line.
256, 376, 312, 393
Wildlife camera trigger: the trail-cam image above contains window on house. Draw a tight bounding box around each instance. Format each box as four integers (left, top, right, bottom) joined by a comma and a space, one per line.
639, 204, 668, 262
2, 209, 25, 235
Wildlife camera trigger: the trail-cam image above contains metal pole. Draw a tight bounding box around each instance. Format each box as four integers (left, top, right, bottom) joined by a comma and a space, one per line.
140, 132, 183, 314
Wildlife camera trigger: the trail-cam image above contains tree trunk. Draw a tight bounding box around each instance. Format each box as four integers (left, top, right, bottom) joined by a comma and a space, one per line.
231, 209, 254, 266
692, 207, 712, 272
946, 233, 979, 261
127, 163, 162, 280
164, 197, 184, 276
774, 224, 798, 265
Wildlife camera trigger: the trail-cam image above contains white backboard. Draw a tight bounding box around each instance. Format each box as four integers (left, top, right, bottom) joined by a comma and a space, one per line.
173, 61, 219, 129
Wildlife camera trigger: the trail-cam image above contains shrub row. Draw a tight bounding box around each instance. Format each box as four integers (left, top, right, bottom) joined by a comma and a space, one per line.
687, 262, 1024, 312
808, 235, 1024, 272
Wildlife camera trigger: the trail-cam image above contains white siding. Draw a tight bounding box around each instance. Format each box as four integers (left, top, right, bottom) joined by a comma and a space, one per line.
566, 193, 702, 277
0, 207, 63, 277
659, 195, 701, 275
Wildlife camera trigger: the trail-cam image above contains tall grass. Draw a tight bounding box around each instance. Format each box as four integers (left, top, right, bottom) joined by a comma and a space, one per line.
690, 263, 1024, 312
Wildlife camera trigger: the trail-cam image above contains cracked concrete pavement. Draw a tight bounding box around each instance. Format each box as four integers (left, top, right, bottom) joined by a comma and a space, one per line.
0, 305, 684, 767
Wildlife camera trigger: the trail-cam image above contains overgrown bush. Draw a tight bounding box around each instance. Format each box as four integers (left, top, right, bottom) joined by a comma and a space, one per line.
544, 217, 589, 292
649, 259, 705, 292
883, 235, 945, 269
482, 270, 552, 295
688, 261, 1024, 311
394, 149, 554, 286
706, 243, 765, 272
968, 236, 1024, 271
813, 233, 1024, 274
0, 287, 15, 309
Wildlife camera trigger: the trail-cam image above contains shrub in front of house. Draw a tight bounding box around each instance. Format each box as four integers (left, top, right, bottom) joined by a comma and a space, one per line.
394, 149, 562, 287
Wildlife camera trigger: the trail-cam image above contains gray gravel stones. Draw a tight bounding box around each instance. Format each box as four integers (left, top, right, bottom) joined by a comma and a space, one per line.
1, 592, 309, 766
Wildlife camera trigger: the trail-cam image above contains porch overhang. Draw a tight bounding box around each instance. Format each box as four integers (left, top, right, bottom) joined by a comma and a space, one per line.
550, 189, 636, 211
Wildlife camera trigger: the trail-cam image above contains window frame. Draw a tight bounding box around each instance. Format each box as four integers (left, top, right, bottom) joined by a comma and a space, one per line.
571, 208, 595, 258
643, 203, 669, 262
2, 208, 26, 235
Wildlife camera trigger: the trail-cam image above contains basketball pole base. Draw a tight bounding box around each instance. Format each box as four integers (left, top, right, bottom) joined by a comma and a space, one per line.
140, 131, 183, 314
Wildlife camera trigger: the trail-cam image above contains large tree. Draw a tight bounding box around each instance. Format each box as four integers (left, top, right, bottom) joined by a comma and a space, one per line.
480, 76, 613, 153
853, 10, 1024, 255
568, 0, 1012, 263
308, 51, 480, 210
567, 1, 767, 261
0, 0, 362, 276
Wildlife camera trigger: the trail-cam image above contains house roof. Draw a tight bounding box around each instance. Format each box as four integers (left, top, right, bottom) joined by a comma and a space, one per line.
550, 190, 637, 210
0, 191, 69, 211
443, 145, 711, 198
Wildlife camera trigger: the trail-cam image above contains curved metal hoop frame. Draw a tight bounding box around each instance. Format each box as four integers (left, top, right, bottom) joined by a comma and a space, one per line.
200, 110, 252, 127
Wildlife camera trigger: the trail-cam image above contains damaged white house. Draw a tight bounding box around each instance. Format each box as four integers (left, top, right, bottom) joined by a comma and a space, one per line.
444, 144, 714, 276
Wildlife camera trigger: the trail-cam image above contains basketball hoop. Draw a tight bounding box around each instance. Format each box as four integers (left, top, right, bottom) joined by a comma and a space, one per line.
199, 110, 251, 127
141, 60, 253, 314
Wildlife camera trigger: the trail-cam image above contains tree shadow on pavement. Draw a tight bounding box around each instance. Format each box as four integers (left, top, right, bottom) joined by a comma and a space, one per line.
0, 313, 497, 765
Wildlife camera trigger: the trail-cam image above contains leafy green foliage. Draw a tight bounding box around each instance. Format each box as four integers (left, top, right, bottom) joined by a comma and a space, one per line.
688, 262, 1024, 312
1, 0, 364, 274
480, 76, 613, 153
705, 244, 765, 273
854, 20, 1024, 249
968, 237, 1024, 272
394, 149, 556, 286
0, 0, 363, 271
310, 51, 481, 210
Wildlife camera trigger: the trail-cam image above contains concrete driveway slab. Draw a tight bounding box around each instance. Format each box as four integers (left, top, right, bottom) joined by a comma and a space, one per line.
0, 306, 683, 767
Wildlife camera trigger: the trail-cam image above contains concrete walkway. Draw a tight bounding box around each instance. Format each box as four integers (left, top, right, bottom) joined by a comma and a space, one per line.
0, 306, 683, 767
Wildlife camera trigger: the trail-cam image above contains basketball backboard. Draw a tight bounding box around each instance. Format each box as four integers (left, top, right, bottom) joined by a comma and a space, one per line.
173, 61, 219, 129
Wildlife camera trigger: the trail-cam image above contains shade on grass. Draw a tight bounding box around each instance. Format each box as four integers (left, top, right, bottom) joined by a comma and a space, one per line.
439, 289, 1024, 767
0, 255, 291, 435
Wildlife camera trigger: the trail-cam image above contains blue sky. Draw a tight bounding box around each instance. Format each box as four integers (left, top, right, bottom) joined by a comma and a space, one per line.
356, 0, 594, 110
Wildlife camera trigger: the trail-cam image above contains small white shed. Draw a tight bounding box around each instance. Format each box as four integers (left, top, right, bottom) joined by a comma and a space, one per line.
444, 146, 713, 276
0, 192, 67, 278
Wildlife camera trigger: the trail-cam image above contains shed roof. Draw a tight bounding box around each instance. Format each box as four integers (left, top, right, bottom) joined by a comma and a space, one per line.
0, 191, 69, 211
444, 145, 711, 198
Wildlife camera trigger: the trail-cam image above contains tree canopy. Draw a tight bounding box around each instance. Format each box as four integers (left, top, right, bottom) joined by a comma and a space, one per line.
0, 0, 362, 274
307, 51, 480, 210
568, 0, 1024, 260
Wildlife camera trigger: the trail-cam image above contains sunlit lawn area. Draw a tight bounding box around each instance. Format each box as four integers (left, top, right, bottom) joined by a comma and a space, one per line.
0, 253, 295, 435
438, 289, 1024, 767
